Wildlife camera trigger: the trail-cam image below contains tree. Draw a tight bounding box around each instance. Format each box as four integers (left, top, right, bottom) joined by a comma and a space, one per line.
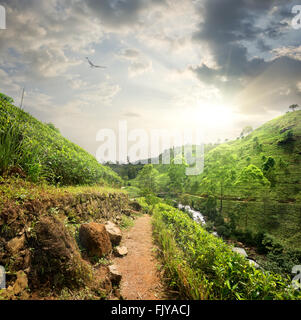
235, 164, 270, 229
202, 150, 237, 213
236, 164, 270, 188
167, 155, 188, 194
135, 164, 159, 196
262, 156, 276, 187
289, 104, 299, 112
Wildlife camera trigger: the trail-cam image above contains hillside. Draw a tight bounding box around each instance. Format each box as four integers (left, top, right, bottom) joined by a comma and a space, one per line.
0, 96, 122, 186
199, 110, 301, 200
114, 111, 301, 275
183, 111, 301, 249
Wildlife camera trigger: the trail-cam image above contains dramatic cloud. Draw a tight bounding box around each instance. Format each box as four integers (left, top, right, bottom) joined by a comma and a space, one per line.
1, 0, 301, 153
190, 0, 301, 115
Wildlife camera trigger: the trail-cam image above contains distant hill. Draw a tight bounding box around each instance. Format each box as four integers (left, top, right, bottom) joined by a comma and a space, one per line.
0, 95, 122, 186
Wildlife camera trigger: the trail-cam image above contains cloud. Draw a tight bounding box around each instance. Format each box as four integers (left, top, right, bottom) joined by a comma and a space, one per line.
118, 47, 153, 77
128, 60, 153, 77
0, 0, 104, 79
118, 48, 141, 59
272, 46, 301, 61
77, 81, 121, 106
189, 0, 301, 114
85, 0, 167, 30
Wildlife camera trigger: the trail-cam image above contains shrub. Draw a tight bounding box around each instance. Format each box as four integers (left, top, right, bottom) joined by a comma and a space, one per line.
152, 202, 301, 300
0, 99, 122, 186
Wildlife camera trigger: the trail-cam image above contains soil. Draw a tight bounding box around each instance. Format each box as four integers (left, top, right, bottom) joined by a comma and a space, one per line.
113, 215, 167, 300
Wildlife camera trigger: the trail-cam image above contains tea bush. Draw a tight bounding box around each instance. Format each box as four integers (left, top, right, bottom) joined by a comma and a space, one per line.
151, 201, 301, 300
0, 98, 122, 186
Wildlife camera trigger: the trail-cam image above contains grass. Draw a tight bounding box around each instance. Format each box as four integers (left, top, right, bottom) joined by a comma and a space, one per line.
0, 97, 122, 186
0, 176, 125, 205
119, 215, 135, 230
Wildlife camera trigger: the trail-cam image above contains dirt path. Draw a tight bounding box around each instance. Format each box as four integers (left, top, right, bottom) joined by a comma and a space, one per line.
113, 215, 166, 300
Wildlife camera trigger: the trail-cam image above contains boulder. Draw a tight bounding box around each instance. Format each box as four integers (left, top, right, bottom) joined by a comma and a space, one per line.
79, 223, 112, 258
105, 221, 122, 245
114, 246, 128, 257
31, 216, 92, 288
232, 247, 248, 258
248, 259, 260, 269
108, 265, 122, 285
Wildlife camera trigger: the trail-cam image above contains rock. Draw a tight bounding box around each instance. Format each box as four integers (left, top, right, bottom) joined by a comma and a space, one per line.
108, 265, 122, 285
6, 234, 25, 255
79, 223, 112, 258
248, 259, 260, 269
105, 221, 122, 245
114, 246, 128, 257
232, 247, 248, 258
32, 216, 92, 288
13, 271, 28, 296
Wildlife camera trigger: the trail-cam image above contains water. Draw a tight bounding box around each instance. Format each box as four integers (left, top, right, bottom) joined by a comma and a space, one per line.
177, 203, 261, 268
177, 204, 206, 226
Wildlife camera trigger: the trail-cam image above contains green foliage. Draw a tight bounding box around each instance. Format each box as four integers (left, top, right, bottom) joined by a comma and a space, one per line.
0, 98, 122, 186
46, 122, 60, 133
0, 123, 24, 174
153, 202, 301, 300
236, 165, 270, 188
135, 164, 159, 196
0, 93, 14, 103
167, 155, 188, 194
119, 215, 134, 230
277, 130, 295, 146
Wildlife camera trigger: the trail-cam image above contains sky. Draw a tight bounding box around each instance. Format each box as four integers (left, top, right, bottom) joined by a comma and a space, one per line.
0, 0, 301, 160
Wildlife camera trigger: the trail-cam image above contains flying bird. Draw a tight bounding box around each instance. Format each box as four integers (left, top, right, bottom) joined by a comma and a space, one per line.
86, 57, 107, 69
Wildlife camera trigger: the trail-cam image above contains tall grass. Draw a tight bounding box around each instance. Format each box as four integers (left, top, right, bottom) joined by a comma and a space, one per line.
0, 124, 24, 174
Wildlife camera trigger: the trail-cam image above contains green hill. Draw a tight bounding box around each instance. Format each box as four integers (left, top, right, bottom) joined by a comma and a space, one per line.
200, 110, 301, 199
180, 110, 301, 256
0, 95, 122, 186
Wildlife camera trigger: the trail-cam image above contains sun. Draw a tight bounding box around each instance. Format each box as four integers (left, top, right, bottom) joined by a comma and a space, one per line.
195, 102, 235, 128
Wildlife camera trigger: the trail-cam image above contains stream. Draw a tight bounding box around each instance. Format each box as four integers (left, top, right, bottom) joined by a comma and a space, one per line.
177, 203, 218, 237
177, 203, 260, 268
